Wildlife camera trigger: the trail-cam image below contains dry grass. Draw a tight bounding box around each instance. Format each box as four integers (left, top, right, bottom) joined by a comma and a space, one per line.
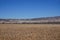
0, 24, 60, 40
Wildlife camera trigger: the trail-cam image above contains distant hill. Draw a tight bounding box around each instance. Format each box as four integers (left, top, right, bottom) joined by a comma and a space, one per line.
30, 16, 60, 20
0, 16, 60, 24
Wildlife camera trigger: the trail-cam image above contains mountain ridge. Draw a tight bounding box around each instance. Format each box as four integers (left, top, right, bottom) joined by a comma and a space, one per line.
0, 16, 60, 24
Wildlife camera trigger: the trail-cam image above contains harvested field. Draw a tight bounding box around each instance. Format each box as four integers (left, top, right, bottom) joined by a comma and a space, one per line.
0, 24, 60, 40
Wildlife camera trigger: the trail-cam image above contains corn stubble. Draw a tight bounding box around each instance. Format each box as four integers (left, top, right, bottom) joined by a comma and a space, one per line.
0, 24, 60, 40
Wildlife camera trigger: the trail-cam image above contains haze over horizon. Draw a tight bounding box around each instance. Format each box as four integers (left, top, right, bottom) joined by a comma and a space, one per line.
0, 0, 60, 19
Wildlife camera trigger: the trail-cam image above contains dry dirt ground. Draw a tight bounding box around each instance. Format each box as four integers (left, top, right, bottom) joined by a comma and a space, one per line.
0, 24, 60, 40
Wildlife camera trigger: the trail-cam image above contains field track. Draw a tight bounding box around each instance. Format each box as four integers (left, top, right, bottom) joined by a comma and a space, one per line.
0, 24, 60, 40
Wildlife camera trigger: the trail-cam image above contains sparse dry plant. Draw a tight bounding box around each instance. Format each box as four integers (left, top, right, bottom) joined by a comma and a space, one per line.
0, 24, 60, 40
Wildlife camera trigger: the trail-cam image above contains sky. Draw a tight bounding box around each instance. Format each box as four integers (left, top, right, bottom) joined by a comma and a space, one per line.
0, 0, 60, 19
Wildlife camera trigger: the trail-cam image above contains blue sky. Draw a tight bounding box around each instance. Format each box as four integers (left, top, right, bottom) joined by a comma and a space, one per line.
0, 0, 60, 19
